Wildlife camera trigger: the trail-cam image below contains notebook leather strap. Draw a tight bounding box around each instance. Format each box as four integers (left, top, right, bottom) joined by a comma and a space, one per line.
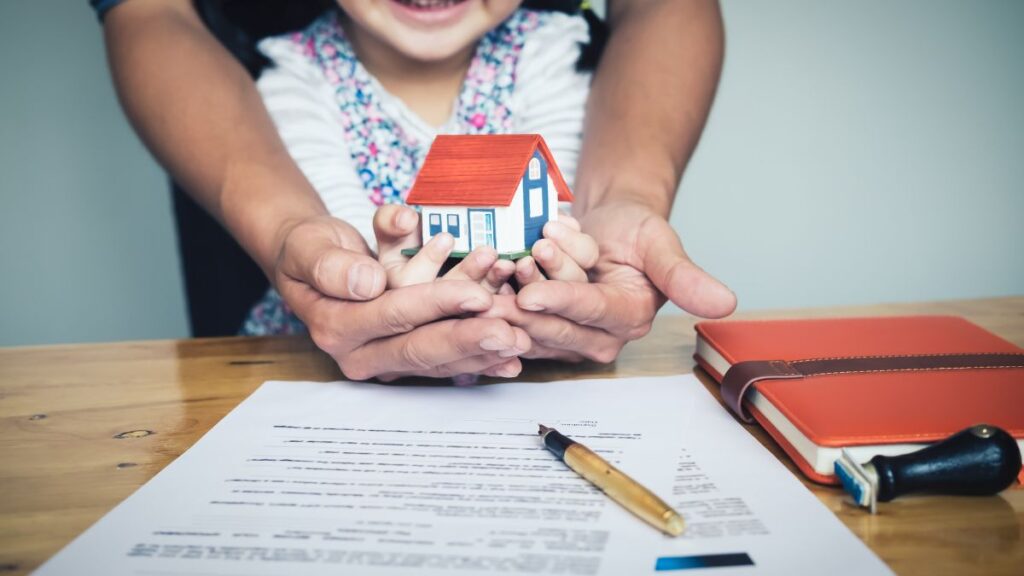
721, 353, 1024, 422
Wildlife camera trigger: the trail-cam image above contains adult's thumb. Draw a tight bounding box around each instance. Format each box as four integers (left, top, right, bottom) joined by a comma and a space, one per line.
279, 228, 386, 301
641, 224, 737, 319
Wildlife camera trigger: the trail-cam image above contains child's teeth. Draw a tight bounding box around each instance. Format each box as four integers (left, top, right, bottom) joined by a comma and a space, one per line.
397, 0, 464, 8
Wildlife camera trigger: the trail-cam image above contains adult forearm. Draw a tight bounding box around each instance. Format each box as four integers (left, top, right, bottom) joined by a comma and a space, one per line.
102, 0, 327, 274
575, 0, 724, 217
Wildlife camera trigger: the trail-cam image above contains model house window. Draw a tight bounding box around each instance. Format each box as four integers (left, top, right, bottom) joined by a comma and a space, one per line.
529, 187, 544, 218
447, 214, 460, 237
429, 213, 442, 236
528, 157, 541, 180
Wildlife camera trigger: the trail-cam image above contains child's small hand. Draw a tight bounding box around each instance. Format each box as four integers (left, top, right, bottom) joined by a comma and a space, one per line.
514, 214, 599, 287
373, 205, 516, 292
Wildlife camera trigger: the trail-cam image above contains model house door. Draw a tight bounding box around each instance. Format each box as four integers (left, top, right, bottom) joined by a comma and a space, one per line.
468, 209, 495, 251
522, 151, 548, 248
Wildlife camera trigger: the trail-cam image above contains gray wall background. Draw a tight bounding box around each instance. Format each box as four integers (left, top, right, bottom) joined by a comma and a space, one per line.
671, 0, 1024, 314
0, 1, 188, 347
1, 0, 1021, 346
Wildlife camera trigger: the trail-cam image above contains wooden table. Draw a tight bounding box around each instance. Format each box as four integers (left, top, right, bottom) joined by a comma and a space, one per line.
1, 297, 1021, 575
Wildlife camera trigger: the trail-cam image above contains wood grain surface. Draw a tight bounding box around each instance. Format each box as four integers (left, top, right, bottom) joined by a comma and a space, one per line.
1, 297, 1021, 575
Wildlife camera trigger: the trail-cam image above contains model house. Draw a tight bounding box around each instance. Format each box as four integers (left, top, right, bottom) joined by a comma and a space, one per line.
404, 134, 574, 259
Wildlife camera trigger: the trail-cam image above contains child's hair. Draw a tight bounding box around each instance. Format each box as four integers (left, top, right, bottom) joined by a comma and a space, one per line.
194, 0, 608, 78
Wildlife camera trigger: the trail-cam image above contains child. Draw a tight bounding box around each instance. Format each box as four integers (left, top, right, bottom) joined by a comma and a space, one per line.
239, 0, 604, 335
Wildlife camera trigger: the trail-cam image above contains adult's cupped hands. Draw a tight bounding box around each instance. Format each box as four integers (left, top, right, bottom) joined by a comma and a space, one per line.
272, 203, 735, 380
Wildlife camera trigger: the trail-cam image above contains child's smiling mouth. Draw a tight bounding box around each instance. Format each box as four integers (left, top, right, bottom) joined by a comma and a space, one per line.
392, 0, 470, 11
386, 0, 476, 29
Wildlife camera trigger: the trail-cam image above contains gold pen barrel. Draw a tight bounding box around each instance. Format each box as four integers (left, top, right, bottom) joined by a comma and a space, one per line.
563, 443, 685, 536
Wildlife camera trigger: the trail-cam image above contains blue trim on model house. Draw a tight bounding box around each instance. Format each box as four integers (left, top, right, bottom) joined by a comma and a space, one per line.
521, 151, 549, 247
447, 213, 461, 237
428, 213, 442, 236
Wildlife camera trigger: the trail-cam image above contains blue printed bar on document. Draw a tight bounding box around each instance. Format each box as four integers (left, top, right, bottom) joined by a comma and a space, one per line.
655, 552, 754, 571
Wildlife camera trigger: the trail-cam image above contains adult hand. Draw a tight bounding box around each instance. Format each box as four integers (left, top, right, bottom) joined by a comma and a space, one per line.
495, 201, 736, 363
273, 216, 530, 380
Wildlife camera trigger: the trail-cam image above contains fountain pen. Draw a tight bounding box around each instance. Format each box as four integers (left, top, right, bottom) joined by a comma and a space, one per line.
538, 424, 685, 536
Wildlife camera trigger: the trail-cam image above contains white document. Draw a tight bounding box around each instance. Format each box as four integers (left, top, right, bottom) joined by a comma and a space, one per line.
36, 375, 891, 575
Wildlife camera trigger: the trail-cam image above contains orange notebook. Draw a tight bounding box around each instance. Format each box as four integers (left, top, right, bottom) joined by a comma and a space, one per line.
693, 316, 1024, 484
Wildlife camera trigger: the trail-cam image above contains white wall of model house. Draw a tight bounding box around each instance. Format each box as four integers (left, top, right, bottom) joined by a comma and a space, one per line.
419, 173, 560, 255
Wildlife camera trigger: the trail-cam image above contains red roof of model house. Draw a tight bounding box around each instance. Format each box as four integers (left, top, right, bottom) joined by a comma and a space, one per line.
405, 134, 574, 207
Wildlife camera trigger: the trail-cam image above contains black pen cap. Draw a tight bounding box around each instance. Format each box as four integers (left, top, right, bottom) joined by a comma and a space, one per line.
538, 424, 576, 459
